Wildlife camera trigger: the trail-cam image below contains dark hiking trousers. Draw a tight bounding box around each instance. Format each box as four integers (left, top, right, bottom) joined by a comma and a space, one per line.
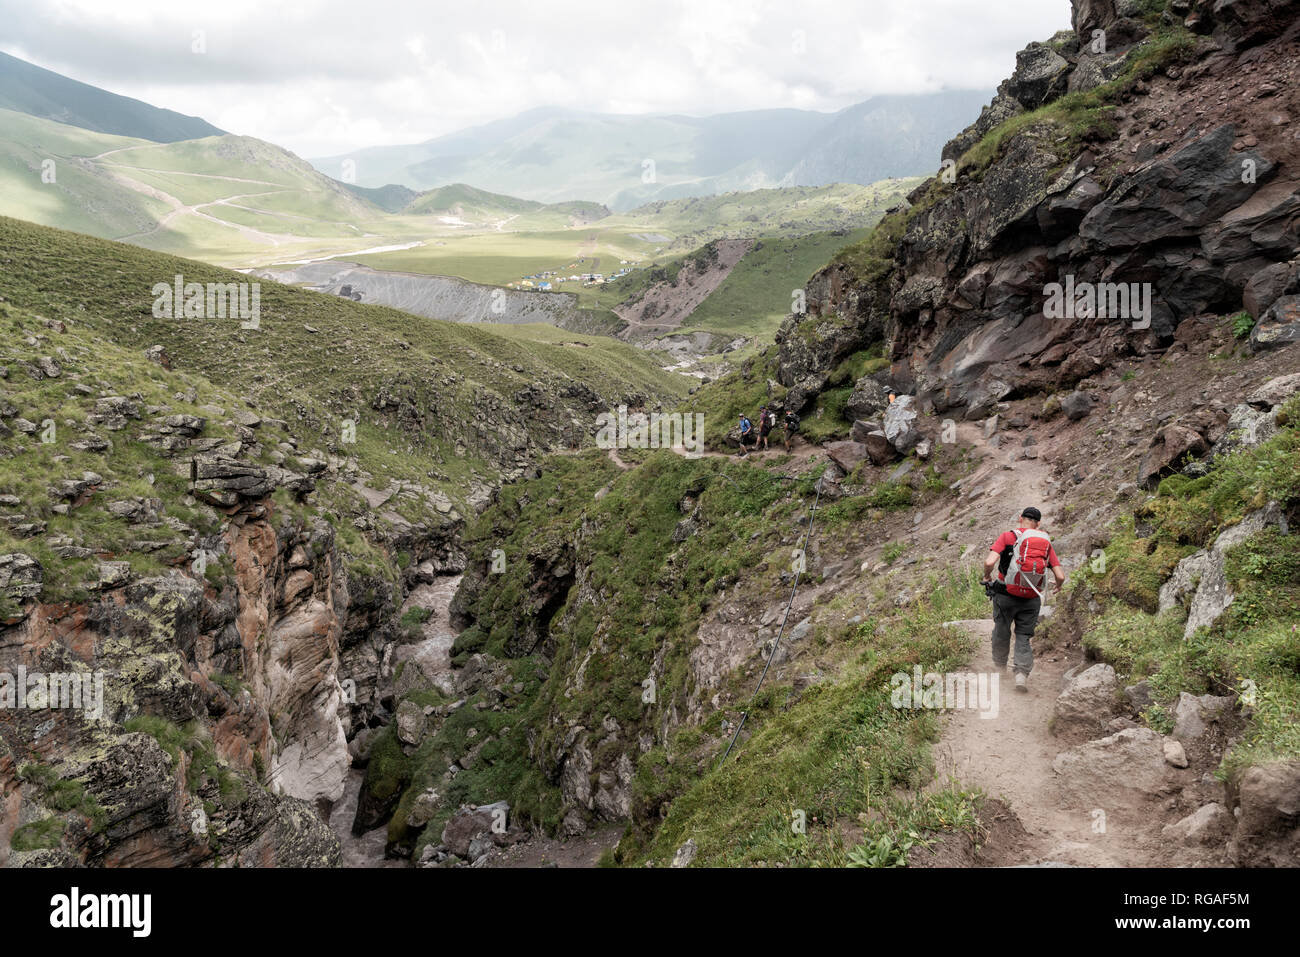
991, 590, 1041, 676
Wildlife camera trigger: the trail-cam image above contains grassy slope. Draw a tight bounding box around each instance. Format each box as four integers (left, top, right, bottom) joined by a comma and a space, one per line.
0, 108, 917, 344
0, 51, 223, 143
1079, 399, 1300, 776
605, 181, 920, 253
374, 426, 985, 865
0, 215, 688, 519
0, 113, 408, 265
682, 230, 873, 343
0, 300, 254, 611
0, 108, 169, 239
352, 182, 914, 300
403, 183, 545, 217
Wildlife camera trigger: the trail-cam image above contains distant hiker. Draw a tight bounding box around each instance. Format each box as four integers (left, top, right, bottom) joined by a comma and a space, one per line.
757, 406, 773, 451
783, 408, 800, 451
980, 507, 1066, 692
738, 414, 754, 456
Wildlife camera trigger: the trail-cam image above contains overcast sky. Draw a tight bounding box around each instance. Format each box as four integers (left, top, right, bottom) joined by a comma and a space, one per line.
0, 0, 1073, 157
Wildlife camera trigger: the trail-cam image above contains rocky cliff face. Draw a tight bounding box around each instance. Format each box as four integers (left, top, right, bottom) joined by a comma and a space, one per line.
0, 502, 347, 866
779, 0, 1300, 422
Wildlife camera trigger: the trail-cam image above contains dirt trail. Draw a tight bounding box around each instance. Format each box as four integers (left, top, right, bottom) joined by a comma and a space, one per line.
483, 823, 623, 868
929, 422, 1176, 866
933, 623, 1166, 866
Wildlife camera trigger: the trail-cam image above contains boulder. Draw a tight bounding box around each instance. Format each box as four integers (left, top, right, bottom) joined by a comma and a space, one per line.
825, 441, 871, 473
1209, 402, 1279, 462
395, 699, 425, 745
89, 395, 141, 430
1125, 680, 1152, 711
1161, 502, 1288, 639
1052, 727, 1174, 807
1246, 372, 1300, 410
441, 801, 509, 858
671, 838, 698, 868
144, 344, 171, 368
1163, 738, 1189, 769
1172, 691, 1235, 743
845, 378, 892, 420
1003, 43, 1070, 110
95, 561, 132, 589
850, 419, 883, 443
883, 396, 921, 454
0, 552, 43, 605
1162, 803, 1233, 846
191, 455, 315, 504
1060, 391, 1094, 421
1230, 760, 1300, 866
1243, 261, 1296, 320
1052, 663, 1120, 739
862, 430, 897, 465
1250, 295, 1300, 352
1068, 50, 1131, 94
1138, 425, 1208, 488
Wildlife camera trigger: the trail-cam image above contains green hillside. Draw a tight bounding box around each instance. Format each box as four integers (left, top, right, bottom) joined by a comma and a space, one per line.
355, 182, 915, 312
682, 230, 874, 341
341, 181, 419, 213
0, 110, 414, 265
404, 183, 544, 218
605, 181, 921, 253
0, 51, 224, 143
0, 107, 167, 238
0, 215, 689, 541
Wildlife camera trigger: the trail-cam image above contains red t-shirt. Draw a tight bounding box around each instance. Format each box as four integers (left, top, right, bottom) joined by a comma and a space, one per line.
990, 528, 1060, 596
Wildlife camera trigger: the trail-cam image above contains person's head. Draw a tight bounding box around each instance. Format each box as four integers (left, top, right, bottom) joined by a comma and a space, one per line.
1020, 506, 1042, 528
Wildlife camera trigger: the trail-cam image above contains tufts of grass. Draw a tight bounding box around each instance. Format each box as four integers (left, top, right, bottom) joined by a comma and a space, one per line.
621, 567, 988, 867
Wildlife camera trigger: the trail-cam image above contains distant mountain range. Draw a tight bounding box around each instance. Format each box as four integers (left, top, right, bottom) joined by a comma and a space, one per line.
0, 51, 224, 142
0, 51, 991, 271
0, 50, 990, 213
311, 93, 993, 210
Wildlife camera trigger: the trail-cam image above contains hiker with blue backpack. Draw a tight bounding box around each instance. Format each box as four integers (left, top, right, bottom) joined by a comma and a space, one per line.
737, 414, 755, 456
980, 507, 1066, 693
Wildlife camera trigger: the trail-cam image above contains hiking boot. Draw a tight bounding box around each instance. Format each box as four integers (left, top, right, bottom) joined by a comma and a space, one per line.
1015, 672, 1028, 693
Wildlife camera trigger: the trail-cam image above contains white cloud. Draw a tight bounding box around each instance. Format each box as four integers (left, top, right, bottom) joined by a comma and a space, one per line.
0, 0, 1074, 156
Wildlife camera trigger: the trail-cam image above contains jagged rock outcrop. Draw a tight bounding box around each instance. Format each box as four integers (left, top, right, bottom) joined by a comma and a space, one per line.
0, 497, 354, 866
774, 267, 890, 412
1157, 501, 1288, 638
779, 0, 1300, 420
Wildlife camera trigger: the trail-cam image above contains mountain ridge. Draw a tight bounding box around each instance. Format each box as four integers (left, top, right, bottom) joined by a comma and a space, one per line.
310, 92, 993, 209
0, 50, 223, 143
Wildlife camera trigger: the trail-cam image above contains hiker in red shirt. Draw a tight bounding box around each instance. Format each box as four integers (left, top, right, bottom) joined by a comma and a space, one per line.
980, 507, 1066, 692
